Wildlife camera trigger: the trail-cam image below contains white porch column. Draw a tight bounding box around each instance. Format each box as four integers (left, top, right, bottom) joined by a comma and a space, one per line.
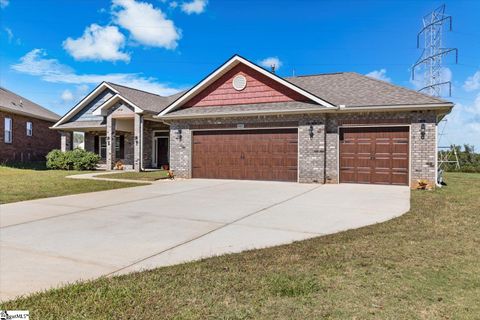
134, 113, 143, 172
106, 116, 116, 170
60, 131, 72, 152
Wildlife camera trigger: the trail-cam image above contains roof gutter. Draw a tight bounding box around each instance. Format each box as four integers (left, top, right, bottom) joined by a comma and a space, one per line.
156, 103, 454, 120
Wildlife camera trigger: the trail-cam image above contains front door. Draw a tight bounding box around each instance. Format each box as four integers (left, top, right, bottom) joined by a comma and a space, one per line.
156, 137, 169, 169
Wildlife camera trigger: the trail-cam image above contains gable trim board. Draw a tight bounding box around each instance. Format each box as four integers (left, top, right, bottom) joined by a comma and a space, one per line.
52, 82, 119, 128
158, 55, 336, 117
91, 94, 144, 116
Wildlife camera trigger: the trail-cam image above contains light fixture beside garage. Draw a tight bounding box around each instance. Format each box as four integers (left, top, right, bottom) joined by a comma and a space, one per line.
176, 129, 182, 141
232, 75, 247, 91
420, 123, 426, 140
309, 124, 314, 139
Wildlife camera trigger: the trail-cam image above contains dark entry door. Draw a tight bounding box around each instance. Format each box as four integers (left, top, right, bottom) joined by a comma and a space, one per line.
339, 126, 409, 185
156, 138, 169, 168
192, 129, 298, 182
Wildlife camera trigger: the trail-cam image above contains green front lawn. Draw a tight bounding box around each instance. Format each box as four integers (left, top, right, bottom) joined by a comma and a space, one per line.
99, 170, 170, 181
0, 164, 145, 204
2, 173, 480, 319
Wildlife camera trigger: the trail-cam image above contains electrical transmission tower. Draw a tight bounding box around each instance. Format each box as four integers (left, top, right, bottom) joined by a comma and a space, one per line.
412, 4, 458, 97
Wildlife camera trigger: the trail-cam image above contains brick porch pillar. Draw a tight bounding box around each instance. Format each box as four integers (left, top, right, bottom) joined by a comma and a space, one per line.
106, 116, 116, 170
134, 113, 143, 172
60, 131, 72, 152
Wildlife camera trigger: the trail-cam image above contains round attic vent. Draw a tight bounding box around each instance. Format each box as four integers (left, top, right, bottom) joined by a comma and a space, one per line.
232, 75, 247, 91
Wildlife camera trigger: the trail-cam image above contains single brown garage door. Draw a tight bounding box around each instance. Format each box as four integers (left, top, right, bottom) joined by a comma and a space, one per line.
192, 129, 298, 182
339, 126, 409, 185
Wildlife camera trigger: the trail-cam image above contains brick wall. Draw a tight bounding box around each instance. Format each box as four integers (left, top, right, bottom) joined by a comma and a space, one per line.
169, 114, 326, 183
169, 110, 439, 187
143, 120, 169, 168
183, 64, 309, 107
0, 111, 60, 162
324, 110, 438, 187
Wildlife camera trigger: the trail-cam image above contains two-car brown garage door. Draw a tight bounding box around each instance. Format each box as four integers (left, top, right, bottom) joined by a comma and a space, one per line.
191, 126, 409, 185
339, 126, 409, 185
192, 129, 298, 182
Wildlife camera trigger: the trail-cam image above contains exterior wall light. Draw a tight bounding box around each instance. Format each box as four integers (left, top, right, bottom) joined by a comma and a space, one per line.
309, 124, 314, 139
177, 129, 182, 141
134, 135, 139, 145
106, 136, 111, 146
420, 123, 426, 140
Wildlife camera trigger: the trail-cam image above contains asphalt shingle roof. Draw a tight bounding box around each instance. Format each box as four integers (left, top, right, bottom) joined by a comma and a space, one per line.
95, 71, 453, 120
286, 72, 448, 107
107, 82, 186, 114
0, 86, 60, 122
53, 120, 105, 130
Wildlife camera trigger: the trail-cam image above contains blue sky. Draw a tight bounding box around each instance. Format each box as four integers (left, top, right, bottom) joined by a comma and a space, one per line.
1, 0, 479, 148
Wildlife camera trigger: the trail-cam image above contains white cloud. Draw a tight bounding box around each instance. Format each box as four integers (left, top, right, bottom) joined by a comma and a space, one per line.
410, 67, 452, 96
63, 24, 130, 62
11, 49, 181, 96
441, 95, 480, 148
169, 1, 178, 8
181, 0, 207, 14
259, 57, 282, 71
4, 27, 13, 42
0, 0, 9, 9
463, 70, 480, 92
112, 0, 181, 49
61, 89, 74, 102
365, 69, 391, 83
59, 85, 91, 106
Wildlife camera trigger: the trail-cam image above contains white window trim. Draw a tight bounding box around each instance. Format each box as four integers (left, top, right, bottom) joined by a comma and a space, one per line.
26, 121, 33, 137
4, 117, 12, 143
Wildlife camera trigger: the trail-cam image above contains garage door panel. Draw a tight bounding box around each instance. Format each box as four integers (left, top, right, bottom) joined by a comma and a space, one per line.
356, 171, 372, 184
374, 157, 391, 169
192, 129, 298, 182
372, 171, 391, 184
340, 127, 409, 185
392, 158, 408, 170
392, 172, 408, 185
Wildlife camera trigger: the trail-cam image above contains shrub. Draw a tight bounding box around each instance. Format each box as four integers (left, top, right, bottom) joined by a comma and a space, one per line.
46, 149, 100, 170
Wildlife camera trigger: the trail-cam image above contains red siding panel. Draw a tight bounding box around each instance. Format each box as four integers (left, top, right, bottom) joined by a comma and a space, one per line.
183, 64, 310, 108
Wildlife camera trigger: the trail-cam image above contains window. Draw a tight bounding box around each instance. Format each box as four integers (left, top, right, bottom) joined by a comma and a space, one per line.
4, 117, 12, 143
26, 122, 33, 136
95, 135, 124, 159
73, 132, 85, 149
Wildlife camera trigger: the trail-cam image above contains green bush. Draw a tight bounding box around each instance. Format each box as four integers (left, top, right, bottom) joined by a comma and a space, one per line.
46, 149, 100, 170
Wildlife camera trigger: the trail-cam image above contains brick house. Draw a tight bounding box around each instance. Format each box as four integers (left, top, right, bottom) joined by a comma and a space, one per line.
52, 55, 453, 188
1, 87, 60, 162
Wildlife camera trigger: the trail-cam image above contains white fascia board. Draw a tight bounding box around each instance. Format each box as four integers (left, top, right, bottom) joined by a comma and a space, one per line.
92, 94, 144, 116
52, 82, 119, 128
158, 103, 454, 120
157, 55, 335, 117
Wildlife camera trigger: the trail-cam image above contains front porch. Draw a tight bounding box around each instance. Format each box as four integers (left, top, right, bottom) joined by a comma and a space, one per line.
60, 116, 170, 172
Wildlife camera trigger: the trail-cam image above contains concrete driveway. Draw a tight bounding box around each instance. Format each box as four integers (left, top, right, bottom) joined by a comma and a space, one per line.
0, 179, 410, 301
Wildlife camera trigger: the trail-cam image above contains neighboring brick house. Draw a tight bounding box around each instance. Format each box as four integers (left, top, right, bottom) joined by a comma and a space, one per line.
52, 55, 453, 188
1, 87, 61, 162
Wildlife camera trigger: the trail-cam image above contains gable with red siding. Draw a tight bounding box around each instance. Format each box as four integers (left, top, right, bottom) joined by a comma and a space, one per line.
183, 64, 312, 108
